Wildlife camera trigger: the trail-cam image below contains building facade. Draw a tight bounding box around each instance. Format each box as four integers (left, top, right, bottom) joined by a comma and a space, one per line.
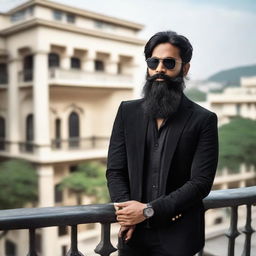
208, 76, 256, 125
0, 0, 145, 255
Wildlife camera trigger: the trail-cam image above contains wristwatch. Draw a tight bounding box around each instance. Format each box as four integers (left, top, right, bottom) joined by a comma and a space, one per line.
143, 203, 154, 218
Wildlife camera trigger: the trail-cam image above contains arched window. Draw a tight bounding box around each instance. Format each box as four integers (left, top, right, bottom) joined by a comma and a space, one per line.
68, 112, 79, 148
0, 116, 5, 150
26, 114, 34, 152
55, 118, 61, 149
48, 53, 60, 68
23, 55, 33, 81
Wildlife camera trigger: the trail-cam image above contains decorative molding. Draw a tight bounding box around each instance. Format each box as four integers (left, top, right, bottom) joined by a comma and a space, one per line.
0, 18, 146, 46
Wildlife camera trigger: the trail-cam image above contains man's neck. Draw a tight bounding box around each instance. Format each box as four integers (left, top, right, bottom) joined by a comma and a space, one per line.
156, 118, 165, 130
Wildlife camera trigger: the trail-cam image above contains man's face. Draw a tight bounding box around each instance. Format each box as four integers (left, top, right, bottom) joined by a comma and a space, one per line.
142, 42, 189, 119
147, 42, 187, 80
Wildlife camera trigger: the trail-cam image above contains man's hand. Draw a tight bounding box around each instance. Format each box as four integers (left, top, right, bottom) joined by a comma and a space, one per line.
114, 200, 147, 226
118, 225, 136, 241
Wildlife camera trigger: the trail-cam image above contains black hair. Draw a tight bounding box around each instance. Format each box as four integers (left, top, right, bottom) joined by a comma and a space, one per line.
144, 31, 193, 64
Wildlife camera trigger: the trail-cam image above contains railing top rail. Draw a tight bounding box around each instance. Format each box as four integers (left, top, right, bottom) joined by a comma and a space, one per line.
0, 204, 116, 231
203, 186, 256, 210
0, 186, 255, 231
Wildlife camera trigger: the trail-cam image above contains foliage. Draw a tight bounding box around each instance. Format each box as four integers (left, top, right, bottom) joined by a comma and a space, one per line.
59, 161, 109, 204
185, 88, 206, 102
218, 118, 256, 171
0, 160, 38, 209
207, 64, 256, 86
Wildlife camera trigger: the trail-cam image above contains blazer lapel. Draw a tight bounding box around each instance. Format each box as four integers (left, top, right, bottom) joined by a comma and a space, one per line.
134, 102, 149, 200
159, 95, 194, 195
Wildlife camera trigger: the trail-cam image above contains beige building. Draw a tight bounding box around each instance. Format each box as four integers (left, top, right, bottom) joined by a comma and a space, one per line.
208, 76, 256, 125
0, 0, 145, 255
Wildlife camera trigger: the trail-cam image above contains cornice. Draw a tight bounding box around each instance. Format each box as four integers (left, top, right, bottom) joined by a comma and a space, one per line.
0, 18, 146, 46
6, 0, 144, 31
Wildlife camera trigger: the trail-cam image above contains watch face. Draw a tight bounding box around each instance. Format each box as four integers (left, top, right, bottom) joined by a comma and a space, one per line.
144, 207, 154, 218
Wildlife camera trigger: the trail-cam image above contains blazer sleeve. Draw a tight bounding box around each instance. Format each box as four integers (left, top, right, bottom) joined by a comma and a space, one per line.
106, 102, 130, 202
150, 112, 219, 222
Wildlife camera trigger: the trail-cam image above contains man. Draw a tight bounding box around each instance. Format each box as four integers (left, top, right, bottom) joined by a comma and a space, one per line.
106, 31, 218, 256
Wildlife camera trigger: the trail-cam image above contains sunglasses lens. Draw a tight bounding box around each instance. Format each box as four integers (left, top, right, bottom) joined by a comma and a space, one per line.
163, 58, 176, 69
146, 58, 176, 70
146, 58, 159, 70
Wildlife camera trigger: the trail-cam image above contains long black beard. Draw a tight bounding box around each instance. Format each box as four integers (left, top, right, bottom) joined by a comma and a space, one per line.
142, 73, 185, 119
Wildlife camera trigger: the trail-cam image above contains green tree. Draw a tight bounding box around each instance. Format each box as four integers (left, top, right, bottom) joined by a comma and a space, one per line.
59, 161, 109, 204
218, 118, 256, 172
0, 160, 38, 209
185, 88, 206, 102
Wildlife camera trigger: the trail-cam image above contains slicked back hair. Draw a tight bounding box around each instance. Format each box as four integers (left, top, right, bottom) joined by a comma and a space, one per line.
144, 31, 193, 64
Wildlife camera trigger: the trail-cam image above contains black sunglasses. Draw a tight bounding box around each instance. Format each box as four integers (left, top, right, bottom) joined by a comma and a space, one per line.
146, 57, 183, 70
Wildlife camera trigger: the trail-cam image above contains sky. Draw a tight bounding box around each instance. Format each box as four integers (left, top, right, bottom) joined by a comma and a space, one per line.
1, 0, 256, 80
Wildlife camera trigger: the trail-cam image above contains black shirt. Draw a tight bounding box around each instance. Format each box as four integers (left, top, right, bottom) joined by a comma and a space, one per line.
142, 117, 170, 203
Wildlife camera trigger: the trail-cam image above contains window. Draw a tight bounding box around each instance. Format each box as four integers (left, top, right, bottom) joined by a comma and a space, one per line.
71, 57, 81, 69
69, 165, 78, 173
26, 114, 34, 152
0, 63, 8, 84
55, 118, 61, 148
94, 60, 104, 72
27, 6, 34, 16
0, 116, 5, 150
5, 240, 16, 256
94, 20, 104, 28
11, 10, 25, 22
62, 245, 68, 256
67, 13, 75, 23
10, 7, 34, 23
48, 53, 60, 68
55, 184, 63, 203
53, 10, 63, 21
23, 55, 33, 81
68, 112, 79, 148
117, 63, 122, 74
58, 226, 68, 236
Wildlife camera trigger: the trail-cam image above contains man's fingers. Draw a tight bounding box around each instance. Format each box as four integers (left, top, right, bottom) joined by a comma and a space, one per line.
115, 200, 133, 208
125, 227, 135, 241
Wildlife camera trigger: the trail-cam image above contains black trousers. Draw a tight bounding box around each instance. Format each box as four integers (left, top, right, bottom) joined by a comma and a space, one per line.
118, 225, 195, 256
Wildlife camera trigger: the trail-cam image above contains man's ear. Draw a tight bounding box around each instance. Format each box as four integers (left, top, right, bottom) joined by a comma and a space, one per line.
183, 63, 190, 76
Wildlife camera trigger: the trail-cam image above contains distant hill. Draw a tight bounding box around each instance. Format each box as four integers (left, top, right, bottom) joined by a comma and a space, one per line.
207, 64, 256, 87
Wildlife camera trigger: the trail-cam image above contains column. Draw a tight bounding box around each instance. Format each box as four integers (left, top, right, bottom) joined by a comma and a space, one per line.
33, 52, 50, 156
37, 165, 58, 256
106, 53, 119, 74
82, 50, 95, 72
61, 47, 73, 69
7, 58, 21, 154
0, 236, 4, 256
17, 229, 29, 255
132, 54, 144, 98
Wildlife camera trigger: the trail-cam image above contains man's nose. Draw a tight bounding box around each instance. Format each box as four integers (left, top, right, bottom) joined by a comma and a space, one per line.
155, 60, 166, 73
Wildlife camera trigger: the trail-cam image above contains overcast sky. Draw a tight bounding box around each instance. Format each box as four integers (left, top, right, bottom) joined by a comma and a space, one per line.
1, 0, 256, 80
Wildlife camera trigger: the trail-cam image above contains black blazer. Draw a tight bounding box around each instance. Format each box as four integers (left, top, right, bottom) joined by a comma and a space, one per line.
106, 95, 219, 255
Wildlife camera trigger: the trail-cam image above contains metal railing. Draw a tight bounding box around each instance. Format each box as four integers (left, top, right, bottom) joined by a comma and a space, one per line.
0, 187, 255, 256
17, 137, 109, 153
51, 136, 109, 151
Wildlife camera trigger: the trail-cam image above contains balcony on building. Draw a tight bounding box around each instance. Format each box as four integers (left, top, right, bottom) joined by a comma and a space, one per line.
18, 47, 135, 89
